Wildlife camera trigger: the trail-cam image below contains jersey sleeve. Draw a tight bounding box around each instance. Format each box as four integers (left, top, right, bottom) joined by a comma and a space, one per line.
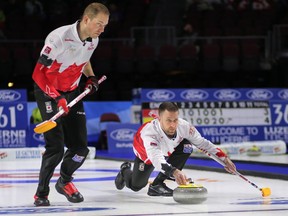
144, 136, 168, 171
142, 132, 176, 176
41, 33, 63, 62
185, 124, 227, 161
32, 33, 63, 99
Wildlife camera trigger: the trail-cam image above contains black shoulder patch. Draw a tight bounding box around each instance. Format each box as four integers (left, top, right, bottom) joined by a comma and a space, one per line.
38, 54, 53, 66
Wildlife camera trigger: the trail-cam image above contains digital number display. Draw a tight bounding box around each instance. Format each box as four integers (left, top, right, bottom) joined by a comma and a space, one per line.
142, 101, 271, 126
177, 101, 271, 126
140, 88, 288, 144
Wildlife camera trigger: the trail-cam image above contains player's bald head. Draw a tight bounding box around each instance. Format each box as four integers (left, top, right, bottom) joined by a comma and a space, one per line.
82, 3, 110, 20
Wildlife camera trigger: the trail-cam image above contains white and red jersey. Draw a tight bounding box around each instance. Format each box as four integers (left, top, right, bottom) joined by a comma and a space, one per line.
133, 118, 227, 172
32, 21, 99, 99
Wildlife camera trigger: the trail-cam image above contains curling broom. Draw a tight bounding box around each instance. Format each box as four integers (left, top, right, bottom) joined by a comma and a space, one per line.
34, 75, 107, 134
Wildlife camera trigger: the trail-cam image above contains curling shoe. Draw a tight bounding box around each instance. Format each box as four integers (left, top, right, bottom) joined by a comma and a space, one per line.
34, 195, 50, 206
115, 161, 131, 190
147, 182, 173, 197
55, 178, 84, 203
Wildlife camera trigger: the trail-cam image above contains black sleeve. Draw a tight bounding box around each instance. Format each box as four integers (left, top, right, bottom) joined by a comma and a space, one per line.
161, 163, 177, 177
38, 54, 53, 66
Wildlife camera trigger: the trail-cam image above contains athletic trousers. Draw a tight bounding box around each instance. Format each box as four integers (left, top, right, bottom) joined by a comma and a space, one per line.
34, 84, 89, 197
123, 139, 193, 192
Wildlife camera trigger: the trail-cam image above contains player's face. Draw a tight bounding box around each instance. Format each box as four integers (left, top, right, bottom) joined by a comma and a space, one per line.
159, 110, 179, 136
86, 13, 109, 38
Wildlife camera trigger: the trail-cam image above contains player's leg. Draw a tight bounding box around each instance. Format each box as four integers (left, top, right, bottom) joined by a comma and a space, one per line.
148, 139, 193, 196
33, 84, 66, 206
55, 92, 89, 203
130, 157, 154, 191
166, 138, 193, 170
115, 157, 154, 192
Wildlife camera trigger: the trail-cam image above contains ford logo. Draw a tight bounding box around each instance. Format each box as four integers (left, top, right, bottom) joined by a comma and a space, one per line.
278, 89, 288, 100
146, 90, 175, 101
180, 89, 209, 101
214, 89, 241, 100
0, 90, 22, 102
246, 89, 273, 100
33, 133, 45, 142
110, 129, 137, 141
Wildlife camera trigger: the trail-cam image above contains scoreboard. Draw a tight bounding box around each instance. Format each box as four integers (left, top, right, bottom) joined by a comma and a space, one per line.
140, 88, 288, 145
143, 101, 271, 126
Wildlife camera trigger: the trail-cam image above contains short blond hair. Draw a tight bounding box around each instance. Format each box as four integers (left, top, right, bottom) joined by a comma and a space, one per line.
83, 2, 110, 19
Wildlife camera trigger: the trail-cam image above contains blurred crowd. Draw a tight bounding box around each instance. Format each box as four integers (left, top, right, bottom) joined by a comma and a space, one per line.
0, 0, 142, 40
0, 0, 287, 40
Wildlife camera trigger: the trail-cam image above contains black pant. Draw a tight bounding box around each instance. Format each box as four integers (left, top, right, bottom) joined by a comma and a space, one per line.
34, 84, 89, 197
123, 139, 193, 192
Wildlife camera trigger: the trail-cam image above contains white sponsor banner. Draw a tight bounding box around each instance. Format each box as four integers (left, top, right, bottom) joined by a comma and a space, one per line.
192, 140, 286, 156
0, 147, 96, 161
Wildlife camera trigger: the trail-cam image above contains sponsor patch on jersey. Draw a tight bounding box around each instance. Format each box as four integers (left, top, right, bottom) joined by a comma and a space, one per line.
45, 101, 53, 113
88, 43, 95, 50
189, 126, 195, 135
72, 154, 85, 163
64, 38, 74, 42
44, 46, 52, 54
150, 142, 157, 146
183, 144, 193, 154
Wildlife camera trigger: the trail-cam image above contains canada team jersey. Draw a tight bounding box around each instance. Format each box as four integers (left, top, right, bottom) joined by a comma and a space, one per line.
32, 21, 99, 98
133, 118, 227, 172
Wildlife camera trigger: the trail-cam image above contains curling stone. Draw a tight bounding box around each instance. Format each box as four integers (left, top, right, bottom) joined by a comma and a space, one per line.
247, 145, 262, 156
173, 183, 208, 204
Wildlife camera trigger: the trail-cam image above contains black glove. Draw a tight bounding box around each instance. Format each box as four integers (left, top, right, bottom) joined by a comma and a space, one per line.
85, 76, 99, 95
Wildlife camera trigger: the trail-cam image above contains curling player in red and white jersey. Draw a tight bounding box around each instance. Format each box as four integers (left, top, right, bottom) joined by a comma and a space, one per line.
115, 102, 236, 196
32, 3, 109, 206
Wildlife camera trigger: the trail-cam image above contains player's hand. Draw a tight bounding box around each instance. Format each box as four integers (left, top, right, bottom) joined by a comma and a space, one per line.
85, 76, 99, 95
56, 96, 69, 114
173, 169, 188, 185
224, 157, 237, 174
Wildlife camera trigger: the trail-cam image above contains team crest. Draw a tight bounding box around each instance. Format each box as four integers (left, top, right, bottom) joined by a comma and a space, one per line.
72, 154, 85, 163
45, 101, 53, 113
183, 144, 193, 154
138, 162, 145, 171
44, 46, 51, 54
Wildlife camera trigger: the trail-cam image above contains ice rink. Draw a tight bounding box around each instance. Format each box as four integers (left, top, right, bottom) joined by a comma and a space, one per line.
0, 157, 288, 216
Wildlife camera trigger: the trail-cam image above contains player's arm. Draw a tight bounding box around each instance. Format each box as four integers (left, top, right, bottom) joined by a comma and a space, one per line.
144, 138, 188, 185
82, 61, 99, 94
32, 33, 63, 99
223, 157, 236, 174
32, 55, 60, 99
187, 125, 236, 174
82, 61, 95, 77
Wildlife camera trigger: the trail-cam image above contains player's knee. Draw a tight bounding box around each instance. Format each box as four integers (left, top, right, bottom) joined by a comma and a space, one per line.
130, 182, 147, 192
130, 185, 145, 192
72, 146, 89, 157
67, 147, 89, 164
